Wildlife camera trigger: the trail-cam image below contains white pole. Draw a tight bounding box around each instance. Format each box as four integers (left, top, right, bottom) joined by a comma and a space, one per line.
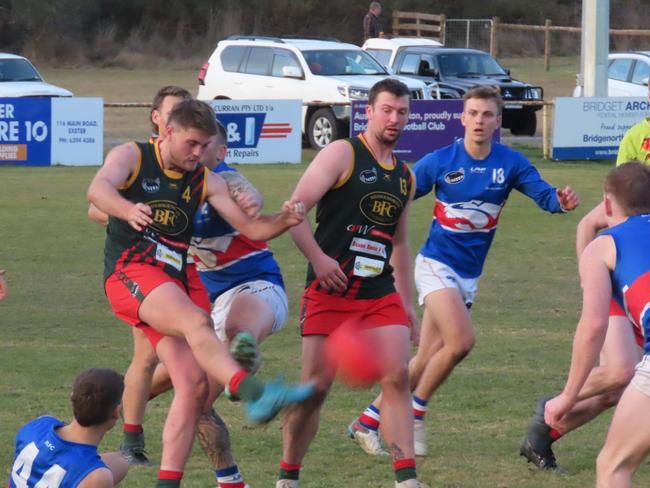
581, 0, 609, 97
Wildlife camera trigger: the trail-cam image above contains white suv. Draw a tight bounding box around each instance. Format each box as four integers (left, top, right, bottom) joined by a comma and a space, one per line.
197, 36, 432, 149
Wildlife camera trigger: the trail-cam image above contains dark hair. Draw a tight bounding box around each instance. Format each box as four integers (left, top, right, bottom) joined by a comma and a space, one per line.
150, 86, 192, 134
604, 162, 650, 215
463, 85, 504, 115
368, 78, 410, 106
71, 368, 124, 427
215, 119, 227, 146
168, 99, 218, 136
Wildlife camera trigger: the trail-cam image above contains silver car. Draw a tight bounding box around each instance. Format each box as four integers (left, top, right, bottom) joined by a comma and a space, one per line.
0, 53, 73, 97
574, 52, 650, 97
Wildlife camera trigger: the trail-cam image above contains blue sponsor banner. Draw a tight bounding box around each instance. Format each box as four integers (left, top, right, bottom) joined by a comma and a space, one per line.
351, 99, 499, 161
0, 97, 103, 166
0, 98, 51, 166
552, 97, 650, 160
216, 113, 266, 148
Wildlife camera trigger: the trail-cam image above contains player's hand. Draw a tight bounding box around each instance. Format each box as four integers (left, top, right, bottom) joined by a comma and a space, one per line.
313, 253, 348, 292
406, 306, 420, 345
557, 186, 579, 211
280, 199, 306, 227
544, 393, 574, 429
126, 202, 153, 231
235, 191, 262, 219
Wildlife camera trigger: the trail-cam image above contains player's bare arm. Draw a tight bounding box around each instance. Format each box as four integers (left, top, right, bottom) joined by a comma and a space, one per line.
544, 236, 615, 428
576, 201, 607, 259
86, 143, 153, 231
220, 171, 264, 216
77, 467, 114, 488
289, 140, 353, 291
389, 188, 418, 343
88, 203, 109, 226
205, 171, 303, 241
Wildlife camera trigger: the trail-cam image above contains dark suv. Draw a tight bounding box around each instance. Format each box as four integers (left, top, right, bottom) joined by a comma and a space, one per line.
363, 42, 543, 136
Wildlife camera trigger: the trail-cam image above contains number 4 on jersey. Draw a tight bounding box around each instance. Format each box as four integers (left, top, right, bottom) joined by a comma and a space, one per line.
11, 442, 66, 488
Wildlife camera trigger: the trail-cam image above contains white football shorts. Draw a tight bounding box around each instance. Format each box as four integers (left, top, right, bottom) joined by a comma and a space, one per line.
414, 254, 479, 308
211, 280, 288, 341
631, 355, 650, 397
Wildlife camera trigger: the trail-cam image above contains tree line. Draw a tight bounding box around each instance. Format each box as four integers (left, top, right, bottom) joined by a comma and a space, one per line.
0, 0, 646, 66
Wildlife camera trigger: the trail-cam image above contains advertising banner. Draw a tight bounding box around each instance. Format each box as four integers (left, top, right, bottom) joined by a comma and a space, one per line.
351, 99, 499, 161
553, 97, 650, 160
0, 97, 103, 166
209, 99, 302, 164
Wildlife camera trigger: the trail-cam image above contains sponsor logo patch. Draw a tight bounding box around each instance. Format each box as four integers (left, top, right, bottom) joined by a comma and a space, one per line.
155, 243, 183, 271
444, 168, 465, 184
142, 177, 160, 193
359, 191, 403, 225
147, 200, 190, 236
470, 167, 486, 174
359, 168, 378, 184
353, 255, 385, 278
350, 237, 387, 258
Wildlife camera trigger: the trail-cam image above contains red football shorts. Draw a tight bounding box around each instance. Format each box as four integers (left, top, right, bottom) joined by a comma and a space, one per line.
186, 262, 211, 313
105, 263, 187, 349
609, 298, 643, 348
299, 288, 408, 336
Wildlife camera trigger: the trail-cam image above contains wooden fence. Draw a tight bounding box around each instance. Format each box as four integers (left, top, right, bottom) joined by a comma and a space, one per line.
393, 12, 650, 71
392, 11, 445, 43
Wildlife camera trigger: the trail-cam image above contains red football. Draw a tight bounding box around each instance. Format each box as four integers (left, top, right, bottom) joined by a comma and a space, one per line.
324, 320, 384, 388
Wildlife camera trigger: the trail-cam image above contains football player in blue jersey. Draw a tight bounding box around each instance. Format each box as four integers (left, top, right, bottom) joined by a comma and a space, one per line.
9, 368, 129, 488
543, 162, 650, 486
348, 86, 579, 458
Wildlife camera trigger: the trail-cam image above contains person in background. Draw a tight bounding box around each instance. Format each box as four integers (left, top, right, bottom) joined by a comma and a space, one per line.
363, 1, 384, 41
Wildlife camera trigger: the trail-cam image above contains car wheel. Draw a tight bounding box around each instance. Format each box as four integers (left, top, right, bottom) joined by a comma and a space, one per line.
308, 108, 340, 150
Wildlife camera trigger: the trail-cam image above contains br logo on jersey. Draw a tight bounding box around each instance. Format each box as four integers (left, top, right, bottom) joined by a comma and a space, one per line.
434, 200, 502, 233
142, 177, 160, 193
147, 200, 190, 236
444, 168, 465, 184
359, 168, 378, 184
360, 191, 403, 225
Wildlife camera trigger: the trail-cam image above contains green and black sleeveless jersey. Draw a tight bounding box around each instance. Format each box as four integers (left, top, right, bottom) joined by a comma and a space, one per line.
306, 134, 413, 299
104, 141, 208, 284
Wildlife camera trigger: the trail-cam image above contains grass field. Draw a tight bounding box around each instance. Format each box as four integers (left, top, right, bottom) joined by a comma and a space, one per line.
3, 148, 647, 487
2, 59, 639, 486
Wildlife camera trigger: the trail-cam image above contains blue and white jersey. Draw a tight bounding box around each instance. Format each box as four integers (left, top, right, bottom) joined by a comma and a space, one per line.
601, 214, 650, 354
413, 140, 563, 278
9, 416, 106, 488
189, 162, 284, 301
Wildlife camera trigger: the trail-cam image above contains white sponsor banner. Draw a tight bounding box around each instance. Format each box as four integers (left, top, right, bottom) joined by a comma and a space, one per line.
51, 98, 103, 165
209, 100, 301, 164
552, 97, 650, 160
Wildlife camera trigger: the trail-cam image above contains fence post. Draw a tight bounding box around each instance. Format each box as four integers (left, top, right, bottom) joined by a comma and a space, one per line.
392, 11, 399, 35
440, 14, 446, 44
490, 17, 499, 57
415, 13, 421, 37
544, 19, 552, 71
543, 103, 550, 160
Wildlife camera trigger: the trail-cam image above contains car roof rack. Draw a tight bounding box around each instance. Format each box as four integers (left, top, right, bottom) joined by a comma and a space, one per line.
281, 35, 342, 43
226, 35, 285, 43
